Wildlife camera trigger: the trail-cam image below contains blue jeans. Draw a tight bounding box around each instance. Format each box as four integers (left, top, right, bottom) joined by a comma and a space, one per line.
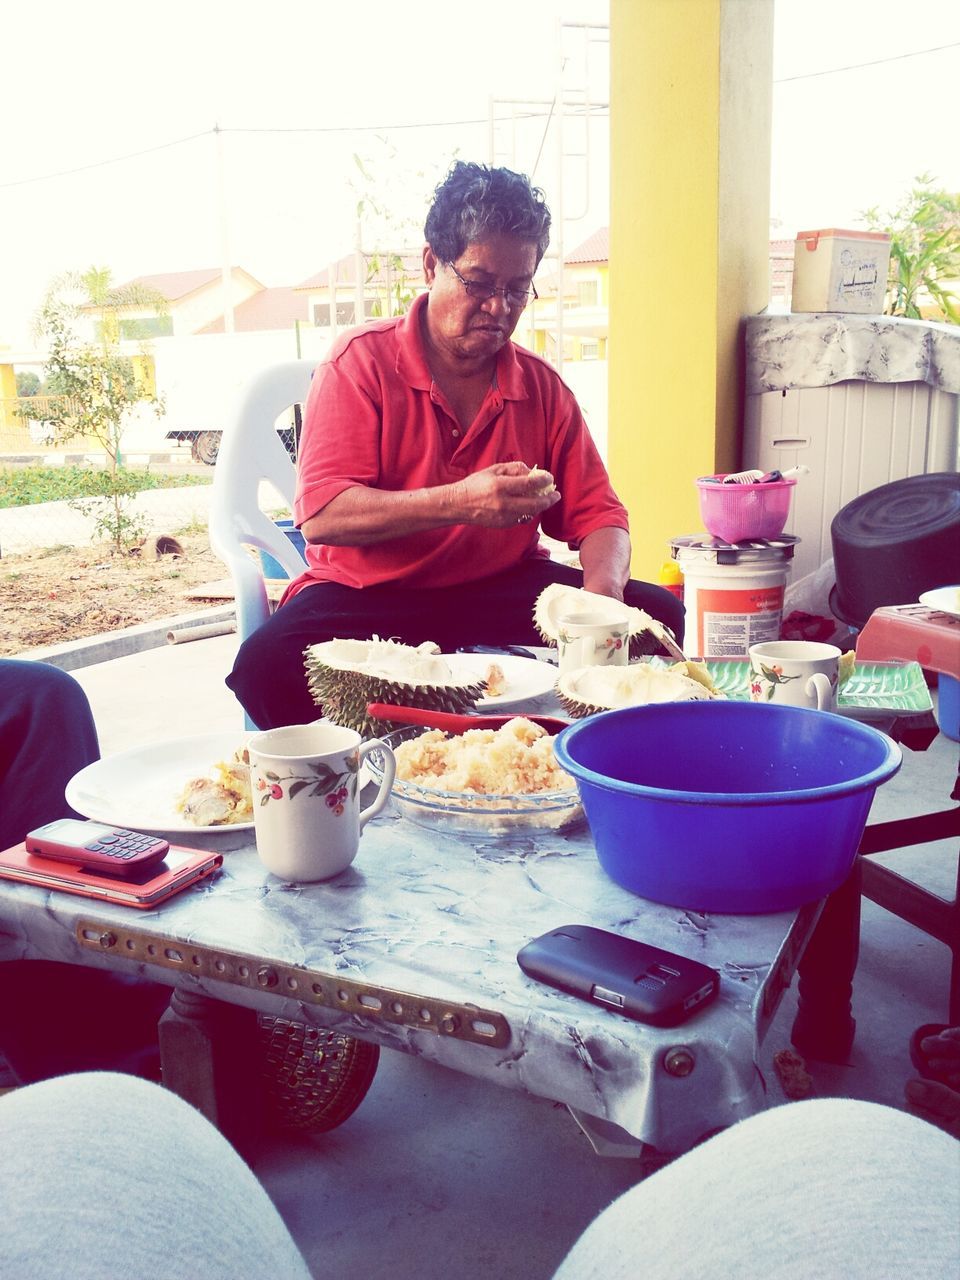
0, 659, 100, 850
0, 660, 169, 1083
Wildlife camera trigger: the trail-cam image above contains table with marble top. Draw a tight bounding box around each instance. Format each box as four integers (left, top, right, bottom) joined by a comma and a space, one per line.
0, 797, 824, 1157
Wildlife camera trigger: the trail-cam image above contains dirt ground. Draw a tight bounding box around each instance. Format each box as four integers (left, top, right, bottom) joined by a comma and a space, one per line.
0, 532, 233, 657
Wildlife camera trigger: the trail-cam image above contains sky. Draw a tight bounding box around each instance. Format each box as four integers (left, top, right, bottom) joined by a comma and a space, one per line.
2, 0, 958, 349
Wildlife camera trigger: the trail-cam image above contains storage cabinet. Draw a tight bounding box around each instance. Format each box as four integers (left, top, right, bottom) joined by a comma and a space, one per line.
743, 380, 958, 584
743, 313, 960, 586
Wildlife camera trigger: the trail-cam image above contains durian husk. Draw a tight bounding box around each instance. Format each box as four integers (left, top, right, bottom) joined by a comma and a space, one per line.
556, 662, 721, 719
533, 583, 678, 659
304, 637, 486, 737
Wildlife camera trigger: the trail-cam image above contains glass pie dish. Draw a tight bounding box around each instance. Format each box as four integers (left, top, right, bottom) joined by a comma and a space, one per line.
365, 726, 584, 837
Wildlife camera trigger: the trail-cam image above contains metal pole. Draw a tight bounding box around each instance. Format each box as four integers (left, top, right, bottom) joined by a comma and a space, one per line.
354, 222, 365, 327
214, 125, 234, 335
554, 20, 565, 377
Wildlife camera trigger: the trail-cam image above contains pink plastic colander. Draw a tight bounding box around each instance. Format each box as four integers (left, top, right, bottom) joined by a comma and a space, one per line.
696, 475, 796, 542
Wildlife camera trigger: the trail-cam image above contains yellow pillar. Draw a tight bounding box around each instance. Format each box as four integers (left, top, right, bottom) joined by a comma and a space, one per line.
0, 363, 17, 430
609, 0, 774, 578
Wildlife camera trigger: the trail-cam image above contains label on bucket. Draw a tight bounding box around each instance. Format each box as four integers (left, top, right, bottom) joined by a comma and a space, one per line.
695, 585, 783, 657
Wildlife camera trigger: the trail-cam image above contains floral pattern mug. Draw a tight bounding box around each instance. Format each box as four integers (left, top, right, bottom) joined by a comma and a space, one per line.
748, 640, 841, 711
247, 720, 396, 881
557, 610, 630, 676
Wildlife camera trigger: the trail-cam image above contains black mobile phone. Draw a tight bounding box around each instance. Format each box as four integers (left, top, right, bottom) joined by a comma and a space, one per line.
25, 818, 170, 878
517, 925, 720, 1026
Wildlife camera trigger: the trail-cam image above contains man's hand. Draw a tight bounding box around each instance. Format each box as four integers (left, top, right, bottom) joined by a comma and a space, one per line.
453, 462, 561, 529
303, 461, 560, 545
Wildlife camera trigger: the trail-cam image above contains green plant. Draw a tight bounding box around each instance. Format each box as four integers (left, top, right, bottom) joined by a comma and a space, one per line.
349, 145, 451, 318
29, 268, 170, 550
67, 468, 147, 550
174, 514, 210, 537
0, 465, 210, 509
863, 175, 960, 323
364, 250, 418, 319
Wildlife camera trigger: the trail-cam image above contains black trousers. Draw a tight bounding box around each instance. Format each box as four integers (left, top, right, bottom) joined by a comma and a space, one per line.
226, 558, 685, 729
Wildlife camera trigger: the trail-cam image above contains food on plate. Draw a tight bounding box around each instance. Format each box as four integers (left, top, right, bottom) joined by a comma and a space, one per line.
483, 662, 508, 698
838, 650, 856, 685
176, 748, 253, 826
533, 583, 679, 659
304, 637, 486, 736
556, 662, 721, 718
394, 717, 573, 795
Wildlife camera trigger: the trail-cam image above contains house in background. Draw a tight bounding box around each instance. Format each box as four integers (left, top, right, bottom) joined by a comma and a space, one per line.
193, 285, 306, 336
294, 252, 426, 337
111, 267, 267, 338
524, 227, 610, 365
768, 238, 796, 307
2, 236, 620, 458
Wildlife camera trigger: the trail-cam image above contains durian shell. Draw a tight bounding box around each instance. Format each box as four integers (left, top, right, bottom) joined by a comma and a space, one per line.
304, 638, 485, 737
533, 583, 673, 659
556, 663, 718, 719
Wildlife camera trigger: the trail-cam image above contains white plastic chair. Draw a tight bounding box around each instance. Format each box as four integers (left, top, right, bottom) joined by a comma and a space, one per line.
209, 360, 316, 646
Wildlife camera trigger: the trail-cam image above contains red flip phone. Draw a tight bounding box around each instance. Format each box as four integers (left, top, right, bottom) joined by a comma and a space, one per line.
0, 842, 222, 908
25, 818, 169, 878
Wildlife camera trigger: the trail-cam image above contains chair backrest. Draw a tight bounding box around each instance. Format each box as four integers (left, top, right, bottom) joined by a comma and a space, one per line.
209, 360, 316, 644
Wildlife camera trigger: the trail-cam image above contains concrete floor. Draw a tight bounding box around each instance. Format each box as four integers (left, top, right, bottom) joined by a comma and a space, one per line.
59, 634, 958, 1278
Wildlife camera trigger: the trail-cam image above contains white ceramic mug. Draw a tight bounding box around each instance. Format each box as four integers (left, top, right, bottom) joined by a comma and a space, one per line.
247, 720, 396, 882
748, 640, 841, 711
557, 610, 630, 676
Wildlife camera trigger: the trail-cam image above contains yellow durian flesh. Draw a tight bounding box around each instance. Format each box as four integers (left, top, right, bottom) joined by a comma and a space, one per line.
556, 663, 719, 718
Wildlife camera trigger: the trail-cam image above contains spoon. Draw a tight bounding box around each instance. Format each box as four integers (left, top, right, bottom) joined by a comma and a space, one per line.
653, 629, 687, 664
366, 702, 571, 736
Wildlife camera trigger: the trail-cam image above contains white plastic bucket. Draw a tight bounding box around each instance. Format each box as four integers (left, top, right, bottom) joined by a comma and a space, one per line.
674, 546, 790, 658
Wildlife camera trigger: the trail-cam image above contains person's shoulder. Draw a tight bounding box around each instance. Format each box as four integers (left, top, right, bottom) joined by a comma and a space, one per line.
322, 316, 403, 366
511, 343, 579, 400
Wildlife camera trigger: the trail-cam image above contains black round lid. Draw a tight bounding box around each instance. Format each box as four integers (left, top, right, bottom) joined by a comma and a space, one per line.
831, 472, 960, 548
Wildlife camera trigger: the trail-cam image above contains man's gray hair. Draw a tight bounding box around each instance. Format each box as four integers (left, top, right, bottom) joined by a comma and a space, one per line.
424, 161, 551, 266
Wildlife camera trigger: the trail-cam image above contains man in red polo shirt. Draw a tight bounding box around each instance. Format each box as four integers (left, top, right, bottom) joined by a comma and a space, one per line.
227, 161, 684, 728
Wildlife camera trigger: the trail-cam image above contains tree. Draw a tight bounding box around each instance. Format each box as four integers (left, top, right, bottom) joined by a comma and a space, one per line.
15, 371, 41, 397
863, 175, 960, 324
350, 143, 452, 318
31, 268, 168, 550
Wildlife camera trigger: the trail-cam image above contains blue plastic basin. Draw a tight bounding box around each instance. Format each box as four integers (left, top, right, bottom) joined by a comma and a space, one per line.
553, 702, 902, 914
939, 674, 959, 742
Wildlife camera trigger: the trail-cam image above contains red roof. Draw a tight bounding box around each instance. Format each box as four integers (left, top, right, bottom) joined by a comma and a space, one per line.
195, 287, 308, 334
116, 267, 264, 302
565, 227, 609, 265
296, 251, 424, 290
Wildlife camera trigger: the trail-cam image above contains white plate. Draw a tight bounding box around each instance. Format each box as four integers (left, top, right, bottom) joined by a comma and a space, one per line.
919, 585, 960, 618
66, 732, 254, 833
444, 652, 558, 710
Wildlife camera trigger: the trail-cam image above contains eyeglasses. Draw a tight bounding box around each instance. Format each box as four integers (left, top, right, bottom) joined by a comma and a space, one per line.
447, 262, 538, 308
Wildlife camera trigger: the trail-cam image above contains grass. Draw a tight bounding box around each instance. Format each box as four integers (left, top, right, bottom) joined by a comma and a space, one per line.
0, 464, 212, 509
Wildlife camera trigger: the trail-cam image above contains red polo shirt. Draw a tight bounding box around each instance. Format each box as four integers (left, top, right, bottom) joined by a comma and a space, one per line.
285, 292, 628, 599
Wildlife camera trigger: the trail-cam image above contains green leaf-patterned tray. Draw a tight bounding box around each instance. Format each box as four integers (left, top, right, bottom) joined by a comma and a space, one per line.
688, 658, 933, 718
